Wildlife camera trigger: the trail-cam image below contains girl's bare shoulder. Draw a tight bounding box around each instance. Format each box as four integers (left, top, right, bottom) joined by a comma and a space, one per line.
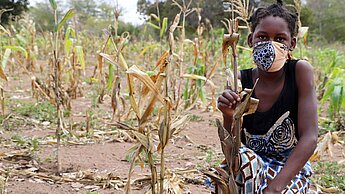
295, 59, 315, 90
295, 59, 313, 73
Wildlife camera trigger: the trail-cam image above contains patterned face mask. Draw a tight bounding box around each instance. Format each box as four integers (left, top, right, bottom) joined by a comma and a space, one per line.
252, 41, 289, 72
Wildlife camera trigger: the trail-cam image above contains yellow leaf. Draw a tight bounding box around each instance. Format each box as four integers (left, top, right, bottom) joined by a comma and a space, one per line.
309, 152, 320, 162
140, 75, 165, 126
126, 65, 165, 104
320, 186, 338, 193
0, 67, 8, 81
155, 51, 169, 73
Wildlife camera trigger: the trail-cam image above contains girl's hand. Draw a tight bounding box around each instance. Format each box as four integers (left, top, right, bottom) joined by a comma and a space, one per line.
263, 190, 277, 194
263, 184, 284, 194
217, 89, 241, 118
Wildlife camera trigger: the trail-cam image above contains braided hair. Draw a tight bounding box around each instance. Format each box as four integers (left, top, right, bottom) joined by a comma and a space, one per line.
248, 0, 299, 37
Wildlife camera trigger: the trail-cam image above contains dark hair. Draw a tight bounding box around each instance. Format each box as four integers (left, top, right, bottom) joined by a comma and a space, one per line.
248, 0, 299, 37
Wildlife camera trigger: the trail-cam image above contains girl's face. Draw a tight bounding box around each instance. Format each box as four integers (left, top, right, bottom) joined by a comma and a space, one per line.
248, 16, 296, 50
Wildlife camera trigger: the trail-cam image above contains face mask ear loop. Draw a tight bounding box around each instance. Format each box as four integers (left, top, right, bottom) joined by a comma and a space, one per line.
288, 50, 292, 61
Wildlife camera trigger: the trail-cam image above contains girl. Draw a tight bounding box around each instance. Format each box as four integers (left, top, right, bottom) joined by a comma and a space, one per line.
217, 0, 318, 193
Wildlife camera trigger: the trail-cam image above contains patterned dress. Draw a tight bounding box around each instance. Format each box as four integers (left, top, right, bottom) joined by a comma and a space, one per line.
208, 60, 312, 194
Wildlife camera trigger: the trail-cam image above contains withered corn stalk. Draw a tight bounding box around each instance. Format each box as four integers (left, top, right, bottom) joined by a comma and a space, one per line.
204, 1, 258, 193
52, 2, 62, 174
49, 0, 76, 174
112, 12, 183, 194
159, 13, 180, 194
171, 0, 194, 112
53, 51, 64, 175
102, 32, 166, 194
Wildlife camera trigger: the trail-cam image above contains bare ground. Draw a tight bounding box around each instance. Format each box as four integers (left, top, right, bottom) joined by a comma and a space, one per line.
0, 63, 344, 194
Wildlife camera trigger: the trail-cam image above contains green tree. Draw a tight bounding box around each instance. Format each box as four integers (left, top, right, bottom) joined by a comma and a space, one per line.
68, 0, 98, 21
300, 6, 314, 27
137, 0, 233, 38
0, 0, 29, 25
29, 2, 60, 32
67, 0, 116, 35
306, 0, 345, 42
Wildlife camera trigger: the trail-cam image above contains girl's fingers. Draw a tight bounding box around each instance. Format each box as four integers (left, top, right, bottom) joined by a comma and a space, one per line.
218, 95, 232, 106
222, 90, 240, 103
231, 92, 241, 102
217, 101, 229, 108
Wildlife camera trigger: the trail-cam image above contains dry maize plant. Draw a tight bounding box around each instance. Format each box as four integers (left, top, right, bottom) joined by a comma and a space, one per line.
0, 27, 10, 116
18, 16, 38, 72
170, 0, 220, 113
31, 0, 77, 174
203, 1, 259, 193
0, 23, 29, 117
0, 15, 38, 73
171, 0, 194, 111
100, 11, 192, 193
97, 29, 128, 120
63, 25, 86, 100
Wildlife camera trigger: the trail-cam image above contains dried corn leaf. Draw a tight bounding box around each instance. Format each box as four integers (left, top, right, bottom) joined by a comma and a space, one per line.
97, 52, 103, 75
205, 55, 222, 83
111, 76, 120, 120
170, 114, 191, 135
142, 51, 168, 98
202, 169, 230, 194
232, 0, 253, 21
131, 131, 153, 153
155, 51, 169, 73
124, 145, 144, 194
155, 106, 164, 126
321, 187, 338, 193
222, 34, 232, 66
169, 14, 180, 33
145, 171, 183, 194
239, 89, 259, 116
216, 118, 235, 166
184, 39, 198, 65
127, 65, 165, 104
141, 73, 158, 97
117, 32, 130, 54
182, 73, 217, 110
127, 74, 140, 119
100, 53, 128, 71
119, 53, 129, 70
1, 168, 125, 189
233, 81, 258, 120
168, 14, 180, 50
0, 67, 7, 81
99, 53, 117, 67
310, 132, 340, 161
0, 149, 31, 160
140, 75, 165, 126
159, 115, 170, 150
181, 74, 216, 91
112, 121, 136, 131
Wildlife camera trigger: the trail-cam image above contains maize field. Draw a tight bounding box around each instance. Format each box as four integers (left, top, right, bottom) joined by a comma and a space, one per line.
0, 0, 344, 193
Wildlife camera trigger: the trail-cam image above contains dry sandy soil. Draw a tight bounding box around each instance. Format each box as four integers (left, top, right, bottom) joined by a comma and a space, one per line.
0, 62, 344, 194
